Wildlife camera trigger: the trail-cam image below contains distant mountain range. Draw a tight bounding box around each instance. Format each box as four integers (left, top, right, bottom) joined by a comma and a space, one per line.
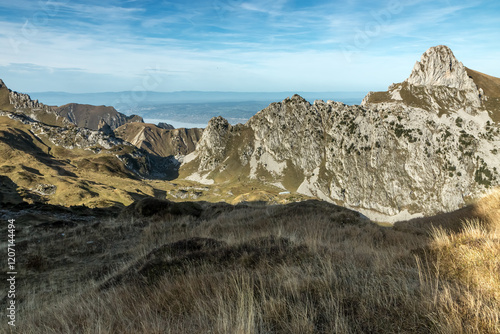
27, 91, 366, 107
1, 45, 499, 222
26, 91, 365, 127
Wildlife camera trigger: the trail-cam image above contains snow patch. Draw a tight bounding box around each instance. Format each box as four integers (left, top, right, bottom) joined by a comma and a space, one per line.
184, 172, 214, 185
353, 207, 424, 224
182, 151, 198, 164
296, 167, 331, 201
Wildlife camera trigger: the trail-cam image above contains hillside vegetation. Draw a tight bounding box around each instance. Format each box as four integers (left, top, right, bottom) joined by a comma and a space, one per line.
1, 189, 498, 333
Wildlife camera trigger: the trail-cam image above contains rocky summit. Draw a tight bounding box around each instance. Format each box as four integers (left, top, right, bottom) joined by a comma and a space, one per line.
0, 45, 499, 221
181, 46, 500, 221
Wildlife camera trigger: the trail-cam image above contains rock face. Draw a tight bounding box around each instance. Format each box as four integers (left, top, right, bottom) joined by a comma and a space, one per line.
54, 103, 144, 130
114, 123, 203, 157
406, 45, 477, 91
0, 81, 144, 131
192, 116, 232, 171
98, 119, 114, 136
9, 90, 48, 110
182, 46, 500, 221
361, 45, 494, 116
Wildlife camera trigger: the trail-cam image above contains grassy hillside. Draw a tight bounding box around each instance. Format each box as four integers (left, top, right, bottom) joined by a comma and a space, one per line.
466, 67, 500, 122
465, 67, 500, 98
0, 80, 14, 112
0, 115, 309, 207
1, 189, 498, 333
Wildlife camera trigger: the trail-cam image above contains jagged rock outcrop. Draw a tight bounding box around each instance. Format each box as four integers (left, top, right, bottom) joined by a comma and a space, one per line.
0, 109, 122, 150
361, 45, 492, 116
182, 46, 500, 221
2, 85, 69, 127
406, 45, 478, 91
98, 119, 114, 136
192, 116, 232, 171
9, 90, 48, 110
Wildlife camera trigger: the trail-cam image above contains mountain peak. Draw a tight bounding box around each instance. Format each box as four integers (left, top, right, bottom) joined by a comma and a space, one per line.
405, 45, 477, 91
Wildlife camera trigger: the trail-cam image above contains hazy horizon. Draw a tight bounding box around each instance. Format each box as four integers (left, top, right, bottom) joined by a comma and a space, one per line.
26, 90, 367, 108
25, 90, 367, 127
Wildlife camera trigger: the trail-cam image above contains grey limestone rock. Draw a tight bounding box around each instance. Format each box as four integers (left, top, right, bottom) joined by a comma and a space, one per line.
183, 46, 500, 222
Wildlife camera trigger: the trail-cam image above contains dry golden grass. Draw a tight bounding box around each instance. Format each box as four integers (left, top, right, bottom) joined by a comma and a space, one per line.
473, 189, 500, 234
2, 191, 499, 333
420, 189, 500, 333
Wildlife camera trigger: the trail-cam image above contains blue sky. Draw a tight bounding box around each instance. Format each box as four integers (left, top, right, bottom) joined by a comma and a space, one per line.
0, 0, 499, 93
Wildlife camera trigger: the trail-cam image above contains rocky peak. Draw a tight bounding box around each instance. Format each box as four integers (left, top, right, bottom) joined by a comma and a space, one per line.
206, 116, 230, 133
157, 122, 175, 130
188, 116, 231, 172
0, 79, 12, 110
405, 45, 477, 91
288, 94, 309, 104
9, 90, 47, 110
98, 119, 114, 136
362, 45, 484, 113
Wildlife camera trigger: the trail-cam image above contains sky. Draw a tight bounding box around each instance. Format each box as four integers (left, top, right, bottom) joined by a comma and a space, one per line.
0, 0, 499, 94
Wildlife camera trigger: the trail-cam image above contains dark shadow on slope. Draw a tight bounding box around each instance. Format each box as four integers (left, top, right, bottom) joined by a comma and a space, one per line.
0, 175, 23, 204
0, 128, 77, 177
117, 152, 180, 180
21, 165, 43, 176
394, 205, 477, 235
121, 197, 203, 218
101, 235, 312, 288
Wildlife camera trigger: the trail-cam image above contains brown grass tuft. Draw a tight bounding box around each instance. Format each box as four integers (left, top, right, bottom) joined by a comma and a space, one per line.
2, 193, 499, 333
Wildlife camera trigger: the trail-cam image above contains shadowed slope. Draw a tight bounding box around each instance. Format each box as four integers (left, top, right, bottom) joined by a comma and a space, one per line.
114, 122, 203, 157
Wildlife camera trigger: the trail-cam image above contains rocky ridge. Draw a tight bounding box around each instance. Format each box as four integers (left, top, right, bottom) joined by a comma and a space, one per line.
182, 46, 500, 221
3, 81, 143, 131
54, 103, 144, 131
0, 105, 177, 180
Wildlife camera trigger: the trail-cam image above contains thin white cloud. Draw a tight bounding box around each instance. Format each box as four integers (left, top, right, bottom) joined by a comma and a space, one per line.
0, 0, 498, 93
239, 0, 288, 16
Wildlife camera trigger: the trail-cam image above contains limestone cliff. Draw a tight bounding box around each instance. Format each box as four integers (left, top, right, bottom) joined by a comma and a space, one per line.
361, 45, 497, 117
182, 46, 500, 221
